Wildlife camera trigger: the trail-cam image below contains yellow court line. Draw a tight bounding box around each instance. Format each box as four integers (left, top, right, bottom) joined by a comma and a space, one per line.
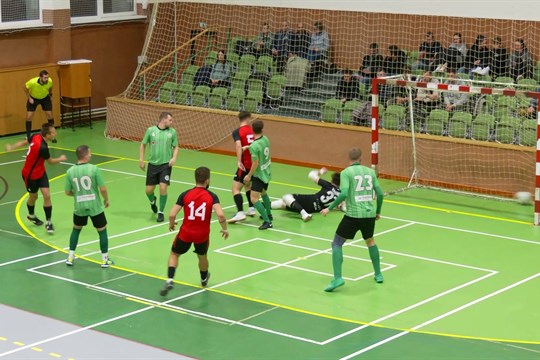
12, 341, 25, 346
31, 347, 43, 352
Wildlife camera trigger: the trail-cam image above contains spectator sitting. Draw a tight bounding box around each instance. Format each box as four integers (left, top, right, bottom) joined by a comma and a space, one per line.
413, 70, 440, 125
526, 87, 540, 117
307, 21, 329, 63
490, 36, 508, 79
359, 43, 384, 85
285, 51, 310, 91
467, 35, 491, 77
209, 50, 231, 88
443, 70, 468, 112
413, 32, 443, 71
436, 32, 468, 72
336, 69, 360, 103
508, 38, 534, 81
252, 23, 274, 57
384, 45, 407, 75
272, 21, 292, 73
293, 22, 311, 59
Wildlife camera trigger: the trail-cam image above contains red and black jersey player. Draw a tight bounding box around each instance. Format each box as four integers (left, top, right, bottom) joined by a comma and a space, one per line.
5, 123, 66, 234
160, 166, 229, 297
228, 111, 257, 223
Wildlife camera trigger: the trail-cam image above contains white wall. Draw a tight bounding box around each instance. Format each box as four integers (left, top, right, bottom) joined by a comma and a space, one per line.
166, 0, 540, 21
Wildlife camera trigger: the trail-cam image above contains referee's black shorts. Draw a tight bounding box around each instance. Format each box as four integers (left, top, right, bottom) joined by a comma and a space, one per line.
26, 95, 52, 112
336, 215, 376, 240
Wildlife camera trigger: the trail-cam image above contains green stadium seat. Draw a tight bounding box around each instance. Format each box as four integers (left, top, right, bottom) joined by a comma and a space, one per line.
254, 62, 270, 75
495, 76, 514, 84
159, 82, 177, 103
182, 65, 199, 86
266, 79, 283, 109
208, 87, 228, 109
472, 114, 495, 141
448, 111, 472, 138
234, 71, 250, 81
236, 62, 252, 74
342, 100, 362, 125
495, 116, 520, 144
244, 90, 263, 113
383, 105, 406, 130
175, 83, 193, 105
228, 36, 244, 54
226, 88, 245, 111
517, 78, 537, 87
520, 119, 537, 146
426, 109, 449, 136
231, 77, 246, 91
270, 74, 287, 86
359, 83, 369, 100
227, 52, 240, 67
321, 98, 342, 123
191, 85, 211, 107
247, 78, 264, 93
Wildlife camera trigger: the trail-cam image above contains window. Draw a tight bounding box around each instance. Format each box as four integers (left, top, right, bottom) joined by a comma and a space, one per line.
0, 0, 39, 23
70, 0, 135, 19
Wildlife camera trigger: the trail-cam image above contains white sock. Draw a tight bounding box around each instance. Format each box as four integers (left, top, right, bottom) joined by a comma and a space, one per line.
68, 250, 75, 258
167, 278, 174, 284
101, 252, 108, 262
300, 210, 309, 218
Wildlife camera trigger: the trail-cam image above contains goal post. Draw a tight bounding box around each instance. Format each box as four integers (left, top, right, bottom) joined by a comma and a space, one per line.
370, 77, 540, 225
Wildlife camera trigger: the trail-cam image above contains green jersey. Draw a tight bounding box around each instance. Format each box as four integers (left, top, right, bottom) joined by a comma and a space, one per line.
142, 125, 178, 165
65, 163, 106, 217
333, 163, 383, 218
249, 135, 271, 183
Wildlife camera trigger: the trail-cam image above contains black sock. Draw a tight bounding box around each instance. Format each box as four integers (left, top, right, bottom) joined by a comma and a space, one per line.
246, 191, 253, 207
47, 118, 54, 126
200, 270, 208, 280
290, 201, 304, 213
27, 204, 35, 216
25, 121, 32, 141
43, 206, 52, 222
233, 194, 243, 212
167, 266, 176, 279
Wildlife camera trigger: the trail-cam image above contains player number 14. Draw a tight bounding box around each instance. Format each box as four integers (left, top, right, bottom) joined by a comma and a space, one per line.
187, 201, 207, 221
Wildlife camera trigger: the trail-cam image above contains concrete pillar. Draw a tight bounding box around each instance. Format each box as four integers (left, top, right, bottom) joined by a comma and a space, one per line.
42, 0, 71, 63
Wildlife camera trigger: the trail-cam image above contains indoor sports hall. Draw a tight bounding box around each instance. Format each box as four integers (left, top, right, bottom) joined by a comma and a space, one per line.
0, 1, 539, 359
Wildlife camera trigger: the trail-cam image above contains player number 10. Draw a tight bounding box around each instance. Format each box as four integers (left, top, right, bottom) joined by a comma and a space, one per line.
73, 176, 92, 191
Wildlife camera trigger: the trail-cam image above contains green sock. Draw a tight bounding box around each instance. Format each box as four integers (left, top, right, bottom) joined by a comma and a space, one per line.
146, 193, 155, 203
368, 245, 381, 275
98, 228, 109, 254
331, 244, 343, 279
159, 194, 168, 212
254, 201, 269, 222
69, 228, 82, 251
261, 194, 272, 217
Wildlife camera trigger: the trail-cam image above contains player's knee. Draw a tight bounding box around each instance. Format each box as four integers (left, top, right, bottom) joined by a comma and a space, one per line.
282, 194, 295, 206
332, 234, 346, 248
365, 238, 376, 247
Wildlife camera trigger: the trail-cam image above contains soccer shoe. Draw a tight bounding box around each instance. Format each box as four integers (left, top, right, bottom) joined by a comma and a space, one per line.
156, 212, 165, 222
374, 273, 384, 283
150, 200, 158, 214
66, 256, 74, 266
227, 211, 246, 223
246, 207, 257, 217
160, 282, 173, 296
45, 223, 55, 234
101, 259, 114, 268
201, 273, 211, 287
27, 215, 43, 226
302, 213, 313, 222
324, 277, 345, 292
258, 221, 273, 230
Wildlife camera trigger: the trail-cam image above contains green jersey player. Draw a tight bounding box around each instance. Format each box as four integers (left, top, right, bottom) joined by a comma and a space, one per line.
64, 145, 112, 268
320, 147, 384, 292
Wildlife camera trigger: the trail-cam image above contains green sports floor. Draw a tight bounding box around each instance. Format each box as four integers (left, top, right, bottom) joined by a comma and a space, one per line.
1, 121, 539, 359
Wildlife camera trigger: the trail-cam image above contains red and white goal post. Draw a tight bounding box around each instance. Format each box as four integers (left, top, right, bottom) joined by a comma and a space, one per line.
370, 77, 540, 225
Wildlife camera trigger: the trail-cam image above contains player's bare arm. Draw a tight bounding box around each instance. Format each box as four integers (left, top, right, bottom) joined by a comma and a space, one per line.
213, 203, 229, 239
100, 185, 109, 208
244, 159, 258, 183
5, 139, 29, 152
139, 143, 146, 171
308, 167, 327, 184
47, 155, 67, 164
168, 145, 179, 167
168, 204, 183, 231
235, 140, 246, 171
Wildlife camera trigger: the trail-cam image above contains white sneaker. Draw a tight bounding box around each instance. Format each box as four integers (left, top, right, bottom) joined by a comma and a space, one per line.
227, 212, 247, 223
246, 207, 257, 217
302, 213, 313, 222
66, 256, 74, 266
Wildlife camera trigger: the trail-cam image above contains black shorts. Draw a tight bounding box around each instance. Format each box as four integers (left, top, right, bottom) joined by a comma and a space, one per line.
171, 237, 209, 255
251, 176, 269, 192
26, 96, 52, 112
23, 173, 49, 193
146, 163, 172, 186
73, 212, 107, 228
289, 194, 318, 213
233, 168, 250, 183
336, 215, 376, 240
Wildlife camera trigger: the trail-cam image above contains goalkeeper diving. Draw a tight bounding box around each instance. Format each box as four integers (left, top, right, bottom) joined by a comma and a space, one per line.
271, 168, 343, 221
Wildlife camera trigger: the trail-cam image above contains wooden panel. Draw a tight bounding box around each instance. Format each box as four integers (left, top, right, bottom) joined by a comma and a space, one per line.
0, 64, 61, 136
59, 62, 92, 98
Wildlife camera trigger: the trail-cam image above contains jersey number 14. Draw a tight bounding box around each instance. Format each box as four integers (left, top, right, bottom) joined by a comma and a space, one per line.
187, 201, 207, 221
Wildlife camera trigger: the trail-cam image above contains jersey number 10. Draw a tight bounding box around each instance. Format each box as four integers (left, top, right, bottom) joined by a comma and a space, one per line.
73, 176, 92, 191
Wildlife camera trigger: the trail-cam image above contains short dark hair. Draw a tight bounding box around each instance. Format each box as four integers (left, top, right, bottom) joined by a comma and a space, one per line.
453, 32, 462, 38
159, 112, 172, 121
39, 70, 48, 77
331, 172, 340, 187
195, 166, 210, 184
238, 111, 251, 122
76, 145, 90, 160
369, 43, 378, 49
348, 148, 362, 161
41, 123, 54, 136
342, 69, 352, 75
314, 21, 324, 31
252, 120, 264, 134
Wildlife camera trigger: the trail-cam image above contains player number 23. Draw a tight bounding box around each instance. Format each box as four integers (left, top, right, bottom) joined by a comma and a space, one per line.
354, 175, 373, 191
187, 201, 207, 221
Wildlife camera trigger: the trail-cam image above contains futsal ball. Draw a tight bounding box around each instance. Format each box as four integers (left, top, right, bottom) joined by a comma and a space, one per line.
514, 191, 533, 205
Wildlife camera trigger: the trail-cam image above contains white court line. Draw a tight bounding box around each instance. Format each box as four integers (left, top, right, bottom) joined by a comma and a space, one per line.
230, 306, 278, 326
488, 341, 540, 355
91, 273, 135, 287
0, 250, 58, 268
0, 228, 33, 239
0, 159, 25, 166
0, 199, 21, 207
339, 273, 540, 359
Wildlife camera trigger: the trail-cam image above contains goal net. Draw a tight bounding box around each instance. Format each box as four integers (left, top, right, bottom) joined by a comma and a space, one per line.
370, 76, 540, 225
